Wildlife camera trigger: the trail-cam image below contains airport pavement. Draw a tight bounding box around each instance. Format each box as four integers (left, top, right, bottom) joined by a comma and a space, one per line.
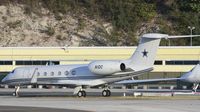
0, 88, 200, 112
0, 88, 133, 97
0, 96, 200, 112
0, 88, 199, 97
0, 88, 198, 97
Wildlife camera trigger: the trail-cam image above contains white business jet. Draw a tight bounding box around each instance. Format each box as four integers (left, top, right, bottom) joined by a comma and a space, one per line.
117, 64, 200, 92
1, 33, 200, 97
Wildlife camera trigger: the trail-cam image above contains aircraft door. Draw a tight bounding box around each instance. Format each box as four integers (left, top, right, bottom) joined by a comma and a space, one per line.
23, 68, 30, 79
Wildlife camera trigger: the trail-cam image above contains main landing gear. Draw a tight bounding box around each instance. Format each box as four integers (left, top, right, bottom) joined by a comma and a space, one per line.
77, 90, 86, 97
74, 86, 112, 97
102, 85, 111, 97
102, 89, 111, 97
13, 86, 20, 97
74, 86, 86, 97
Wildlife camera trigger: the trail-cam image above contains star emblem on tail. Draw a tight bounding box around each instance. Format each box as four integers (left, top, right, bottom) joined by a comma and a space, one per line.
142, 49, 148, 57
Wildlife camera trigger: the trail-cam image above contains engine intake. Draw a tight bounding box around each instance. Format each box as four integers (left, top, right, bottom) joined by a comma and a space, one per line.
120, 63, 126, 71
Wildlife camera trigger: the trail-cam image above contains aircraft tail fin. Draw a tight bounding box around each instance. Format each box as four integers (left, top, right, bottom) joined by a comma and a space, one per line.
127, 33, 200, 70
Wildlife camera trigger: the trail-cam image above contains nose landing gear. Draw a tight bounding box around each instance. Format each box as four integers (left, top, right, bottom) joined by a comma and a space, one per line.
192, 83, 199, 93
13, 86, 20, 97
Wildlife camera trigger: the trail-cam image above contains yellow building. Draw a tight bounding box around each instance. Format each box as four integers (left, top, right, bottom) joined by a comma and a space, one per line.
0, 46, 200, 77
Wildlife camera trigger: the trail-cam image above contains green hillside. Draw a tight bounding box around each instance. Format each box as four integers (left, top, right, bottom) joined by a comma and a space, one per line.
1, 0, 200, 46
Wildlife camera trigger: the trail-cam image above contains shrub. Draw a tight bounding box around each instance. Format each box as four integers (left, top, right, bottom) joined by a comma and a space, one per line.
40, 26, 55, 36
7, 20, 22, 29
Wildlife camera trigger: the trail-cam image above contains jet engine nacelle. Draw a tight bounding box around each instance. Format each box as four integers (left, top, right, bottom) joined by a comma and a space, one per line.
88, 61, 126, 75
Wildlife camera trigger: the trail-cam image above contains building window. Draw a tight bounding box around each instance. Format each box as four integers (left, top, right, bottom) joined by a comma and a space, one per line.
166, 60, 184, 65
24, 61, 32, 65
0, 61, 13, 65
33, 61, 41, 65
166, 61, 174, 65
16, 61, 23, 65
166, 60, 199, 65
51, 61, 60, 65
58, 71, 61, 76
42, 61, 60, 65
154, 60, 162, 65
44, 72, 47, 76
41, 61, 48, 65
183, 61, 199, 65
65, 71, 69, 76
15, 60, 60, 65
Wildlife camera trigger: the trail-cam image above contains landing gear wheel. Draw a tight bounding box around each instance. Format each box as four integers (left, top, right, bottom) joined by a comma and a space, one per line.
12, 92, 16, 96
102, 90, 111, 97
107, 90, 111, 97
77, 91, 83, 97
82, 90, 86, 97
102, 90, 107, 97
77, 90, 86, 97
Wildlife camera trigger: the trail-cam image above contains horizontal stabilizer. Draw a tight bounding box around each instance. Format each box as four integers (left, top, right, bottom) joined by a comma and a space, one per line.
142, 33, 200, 39
168, 35, 200, 38
142, 33, 168, 38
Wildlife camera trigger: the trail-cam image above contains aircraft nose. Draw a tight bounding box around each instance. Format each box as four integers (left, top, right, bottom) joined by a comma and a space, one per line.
1, 73, 11, 83
1, 76, 7, 83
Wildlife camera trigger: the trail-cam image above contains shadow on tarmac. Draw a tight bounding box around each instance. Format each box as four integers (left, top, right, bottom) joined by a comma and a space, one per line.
0, 106, 89, 112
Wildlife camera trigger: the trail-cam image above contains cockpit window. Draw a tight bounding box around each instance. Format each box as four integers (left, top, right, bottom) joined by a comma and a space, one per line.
190, 67, 195, 72
11, 69, 15, 73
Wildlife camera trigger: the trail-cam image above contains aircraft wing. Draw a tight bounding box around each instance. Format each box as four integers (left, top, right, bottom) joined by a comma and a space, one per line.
115, 77, 181, 84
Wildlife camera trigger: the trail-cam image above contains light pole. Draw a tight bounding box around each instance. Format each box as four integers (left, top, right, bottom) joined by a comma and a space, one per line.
188, 26, 195, 46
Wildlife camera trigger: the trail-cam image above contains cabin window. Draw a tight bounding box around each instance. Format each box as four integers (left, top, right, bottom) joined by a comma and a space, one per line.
51, 72, 54, 76
65, 71, 69, 75
44, 72, 47, 76
72, 70, 76, 75
58, 71, 61, 76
